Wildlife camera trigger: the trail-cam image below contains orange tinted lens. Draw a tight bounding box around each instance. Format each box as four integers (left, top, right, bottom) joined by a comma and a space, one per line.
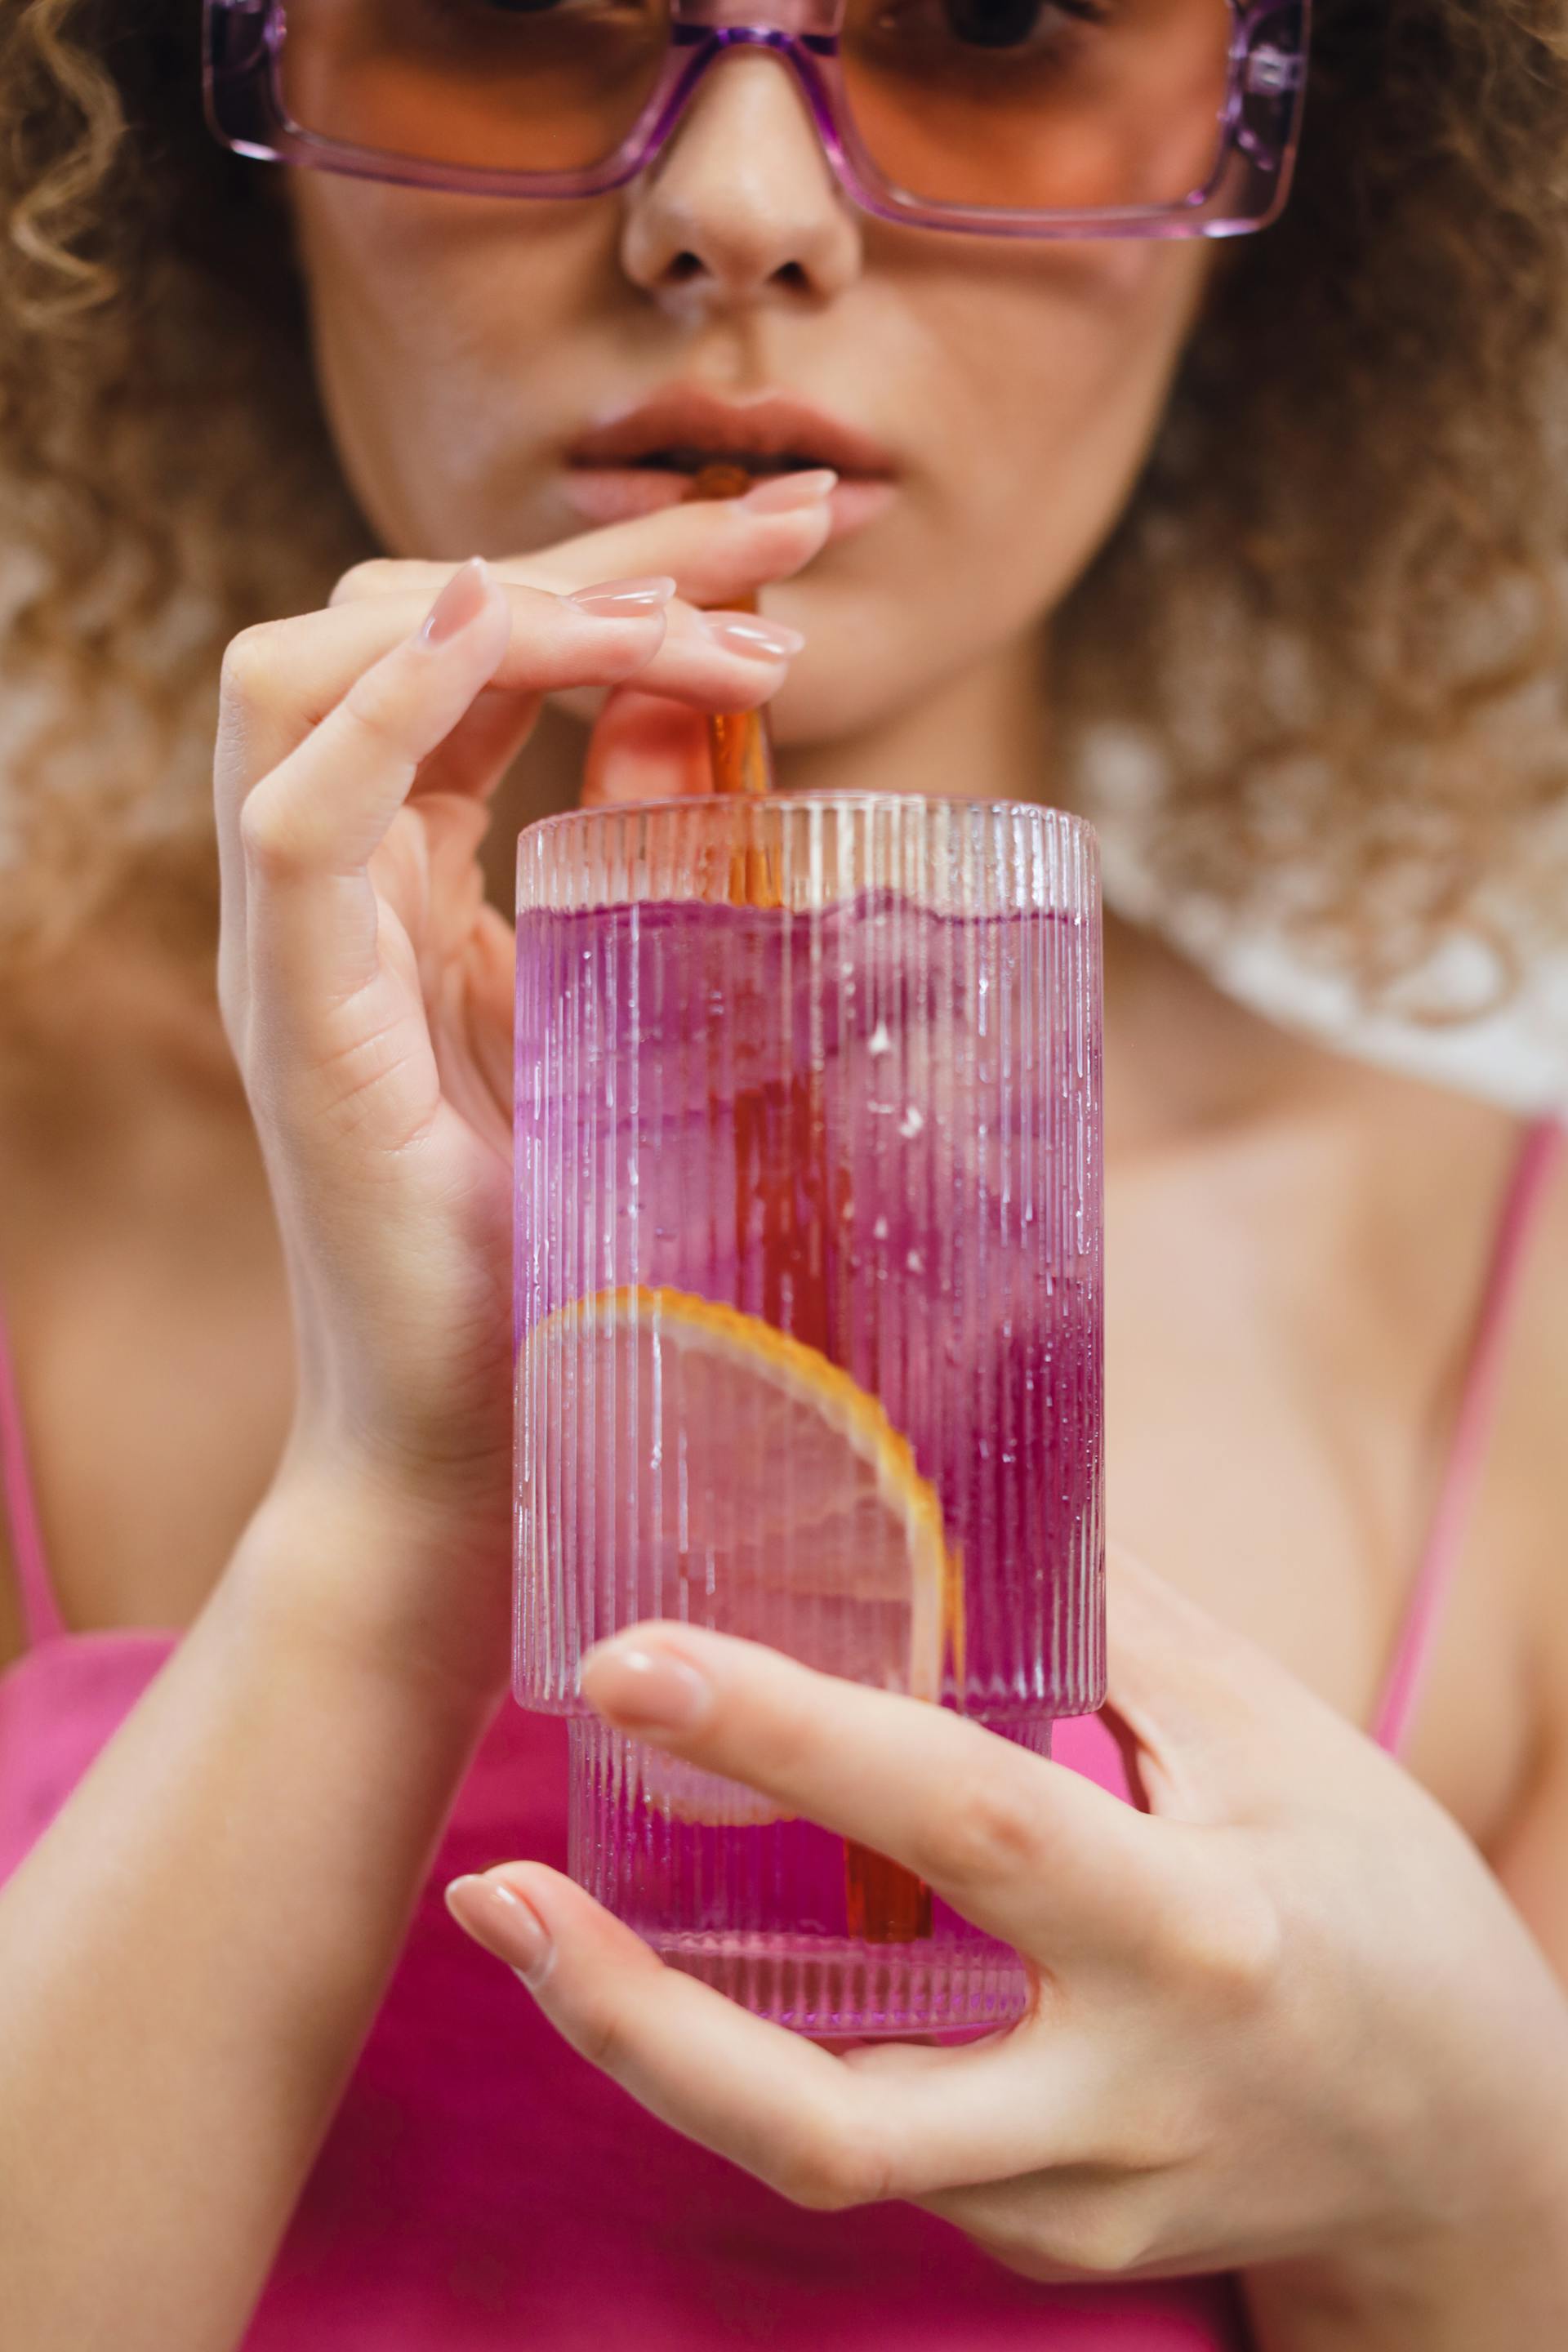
840, 0, 1233, 213
278, 0, 670, 175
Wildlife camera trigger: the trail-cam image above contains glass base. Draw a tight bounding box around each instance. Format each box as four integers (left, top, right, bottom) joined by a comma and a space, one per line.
567, 1717, 1048, 2037
646, 1930, 1031, 2038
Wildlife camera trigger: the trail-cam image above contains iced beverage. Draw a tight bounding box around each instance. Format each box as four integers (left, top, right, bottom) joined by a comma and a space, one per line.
514, 795, 1103, 2035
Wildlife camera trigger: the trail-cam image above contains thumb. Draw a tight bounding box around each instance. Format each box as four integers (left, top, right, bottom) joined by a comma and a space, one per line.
582, 687, 715, 807
1101, 1544, 1361, 1826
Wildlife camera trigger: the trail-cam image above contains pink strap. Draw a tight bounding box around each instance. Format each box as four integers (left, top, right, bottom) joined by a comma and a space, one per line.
1372, 1117, 1566, 1757
0, 1296, 66, 1647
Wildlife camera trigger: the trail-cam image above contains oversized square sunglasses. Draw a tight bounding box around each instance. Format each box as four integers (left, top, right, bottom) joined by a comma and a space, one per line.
204, 0, 1309, 241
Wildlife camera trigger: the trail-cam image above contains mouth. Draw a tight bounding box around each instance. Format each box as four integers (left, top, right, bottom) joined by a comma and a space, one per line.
561, 386, 898, 539
605, 447, 827, 478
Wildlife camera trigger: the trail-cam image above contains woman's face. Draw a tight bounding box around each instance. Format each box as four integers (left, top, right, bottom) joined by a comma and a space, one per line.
287, 51, 1210, 745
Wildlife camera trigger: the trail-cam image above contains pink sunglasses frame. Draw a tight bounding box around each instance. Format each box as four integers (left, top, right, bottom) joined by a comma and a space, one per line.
203, 0, 1310, 242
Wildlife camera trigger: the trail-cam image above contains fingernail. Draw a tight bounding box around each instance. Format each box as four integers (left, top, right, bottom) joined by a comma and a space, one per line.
696, 612, 806, 662
581, 1638, 712, 1732
420, 557, 492, 647
741, 469, 839, 514
565, 574, 677, 620
444, 1872, 552, 1986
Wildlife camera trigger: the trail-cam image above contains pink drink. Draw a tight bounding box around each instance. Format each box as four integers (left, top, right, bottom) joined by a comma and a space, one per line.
514, 797, 1103, 2034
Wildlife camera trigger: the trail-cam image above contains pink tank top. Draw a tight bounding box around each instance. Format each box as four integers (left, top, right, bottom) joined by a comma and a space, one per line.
1, 1118, 1561, 2350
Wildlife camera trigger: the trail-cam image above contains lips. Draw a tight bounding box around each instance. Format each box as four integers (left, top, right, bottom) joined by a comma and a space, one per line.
570, 386, 896, 479
561, 385, 898, 537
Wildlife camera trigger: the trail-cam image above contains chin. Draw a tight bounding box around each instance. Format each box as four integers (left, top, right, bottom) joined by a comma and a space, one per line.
764, 662, 902, 753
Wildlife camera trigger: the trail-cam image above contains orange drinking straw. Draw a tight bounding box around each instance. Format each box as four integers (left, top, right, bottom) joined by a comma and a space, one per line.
684, 466, 933, 1947
684, 462, 776, 801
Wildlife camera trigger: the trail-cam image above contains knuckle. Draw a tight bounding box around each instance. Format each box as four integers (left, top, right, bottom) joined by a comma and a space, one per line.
341, 671, 418, 760
1160, 1872, 1283, 2007
569, 2003, 630, 2078
1046, 2189, 1158, 2280
923, 1754, 1048, 1890
755, 1692, 833, 1787
706, 1675, 826, 1792
238, 785, 311, 880
771, 2118, 892, 2213
330, 558, 407, 605
220, 623, 278, 705
1083, 2074, 1200, 2178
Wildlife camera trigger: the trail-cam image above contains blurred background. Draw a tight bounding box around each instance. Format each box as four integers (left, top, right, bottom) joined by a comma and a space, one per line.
1089, 727, 1568, 1114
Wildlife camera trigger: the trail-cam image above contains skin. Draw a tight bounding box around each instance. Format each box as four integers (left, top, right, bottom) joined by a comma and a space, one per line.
1, 43, 1567, 2352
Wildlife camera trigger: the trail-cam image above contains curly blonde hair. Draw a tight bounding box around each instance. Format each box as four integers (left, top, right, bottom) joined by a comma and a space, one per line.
2, 0, 1566, 1013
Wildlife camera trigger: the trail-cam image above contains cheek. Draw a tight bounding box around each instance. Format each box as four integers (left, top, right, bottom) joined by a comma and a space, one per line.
933, 242, 1207, 599
288, 181, 616, 557
773, 237, 1208, 733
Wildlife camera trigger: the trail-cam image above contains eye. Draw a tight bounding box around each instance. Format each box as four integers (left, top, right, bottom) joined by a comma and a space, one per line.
948, 0, 1080, 44
468, 0, 644, 16
461, 0, 659, 26
871, 0, 1107, 55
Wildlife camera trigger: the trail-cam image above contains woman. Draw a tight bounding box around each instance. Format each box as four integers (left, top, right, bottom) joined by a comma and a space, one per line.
1, 1, 1566, 2345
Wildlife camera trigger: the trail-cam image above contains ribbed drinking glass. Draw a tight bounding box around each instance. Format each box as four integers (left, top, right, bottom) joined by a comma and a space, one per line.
514, 794, 1103, 2035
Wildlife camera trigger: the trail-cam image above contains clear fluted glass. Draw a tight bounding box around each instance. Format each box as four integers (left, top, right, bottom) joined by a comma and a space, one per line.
514, 795, 1104, 2035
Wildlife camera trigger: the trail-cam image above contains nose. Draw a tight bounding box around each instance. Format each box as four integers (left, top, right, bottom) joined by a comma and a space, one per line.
621, 50, 862, 313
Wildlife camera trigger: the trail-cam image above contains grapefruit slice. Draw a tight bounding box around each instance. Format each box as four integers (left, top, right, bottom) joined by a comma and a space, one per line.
523, 1285, 961, 1820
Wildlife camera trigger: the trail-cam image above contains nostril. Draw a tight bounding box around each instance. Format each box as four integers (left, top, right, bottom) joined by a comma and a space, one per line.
660, 252, 814, 294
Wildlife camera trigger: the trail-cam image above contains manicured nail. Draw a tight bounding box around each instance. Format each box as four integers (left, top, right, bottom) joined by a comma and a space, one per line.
696, 611, 806, 661
419, 557, 492, 647
565, 574, 677, 620
741, 469, 838, 514
444, 1872, 552, 1986
581, 1638, 712, 1732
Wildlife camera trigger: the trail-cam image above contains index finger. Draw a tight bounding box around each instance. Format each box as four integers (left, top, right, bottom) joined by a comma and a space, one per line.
330, 478, 835, 615
445, 1863, 1107, 2204
579, 1626, 1179, 1960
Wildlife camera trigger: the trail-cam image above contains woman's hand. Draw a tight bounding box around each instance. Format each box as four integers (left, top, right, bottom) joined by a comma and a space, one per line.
446, 1548, 1568, 2348
214, 483, 830, 1697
